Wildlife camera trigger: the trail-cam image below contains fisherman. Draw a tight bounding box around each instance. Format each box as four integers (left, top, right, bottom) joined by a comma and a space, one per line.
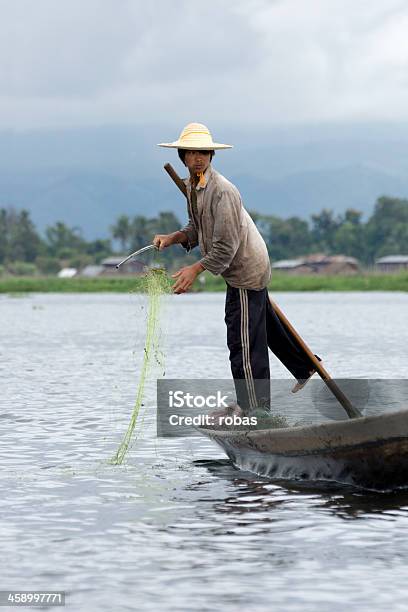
154, 123, 317, 414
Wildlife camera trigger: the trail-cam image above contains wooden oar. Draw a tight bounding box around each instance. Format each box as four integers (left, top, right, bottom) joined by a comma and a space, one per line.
163, 162, 362, 420
269, 299, 361, 419
164, 163, 188, 198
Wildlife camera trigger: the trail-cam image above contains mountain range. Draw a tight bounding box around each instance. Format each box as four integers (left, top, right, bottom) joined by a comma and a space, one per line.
1, 123, 408, 238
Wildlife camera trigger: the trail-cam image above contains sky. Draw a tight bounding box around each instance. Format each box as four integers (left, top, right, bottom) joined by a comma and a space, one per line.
1, 0, 408, 133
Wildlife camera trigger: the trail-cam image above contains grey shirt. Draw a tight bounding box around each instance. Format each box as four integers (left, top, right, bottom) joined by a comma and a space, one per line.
179, 165, 271, 290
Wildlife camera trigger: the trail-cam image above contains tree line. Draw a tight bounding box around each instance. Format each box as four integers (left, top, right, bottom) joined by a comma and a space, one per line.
0, 196, 407, 275
252, 197, 408, 263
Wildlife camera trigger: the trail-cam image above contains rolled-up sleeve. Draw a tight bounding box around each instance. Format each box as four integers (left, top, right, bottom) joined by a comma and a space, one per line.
199, 189, 242, 275
179, 218, 199, 252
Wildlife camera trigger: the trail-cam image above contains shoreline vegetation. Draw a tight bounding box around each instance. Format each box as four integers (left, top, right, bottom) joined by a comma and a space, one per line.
1, 196, 408, 281
1, 271, 408, 293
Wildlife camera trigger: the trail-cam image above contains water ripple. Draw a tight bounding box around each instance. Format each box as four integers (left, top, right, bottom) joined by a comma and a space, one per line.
1, 293, 408, 611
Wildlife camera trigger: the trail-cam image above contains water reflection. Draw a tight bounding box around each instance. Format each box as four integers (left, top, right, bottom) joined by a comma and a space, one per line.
194, 459, 408, 522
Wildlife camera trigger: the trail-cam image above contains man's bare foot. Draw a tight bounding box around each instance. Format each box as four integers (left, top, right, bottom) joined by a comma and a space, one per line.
291, 370, 315, 393
292, 355, 323, 393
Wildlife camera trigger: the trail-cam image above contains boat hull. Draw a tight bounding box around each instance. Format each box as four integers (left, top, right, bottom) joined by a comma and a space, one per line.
198, 409, 408, 491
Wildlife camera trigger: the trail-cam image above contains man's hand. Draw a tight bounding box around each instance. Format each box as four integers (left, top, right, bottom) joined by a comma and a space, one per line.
172, 262, 205, 294
153, 233, 176, 250
153, 231, 188, 251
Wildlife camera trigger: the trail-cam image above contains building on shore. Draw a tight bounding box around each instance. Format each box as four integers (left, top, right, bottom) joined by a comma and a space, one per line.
57, 267, 77, 278
100, 257, 146, 276
80, 265, 104, 278
271, 253, 360, 275
63, 258, 147, 278
375, 255, 408, 273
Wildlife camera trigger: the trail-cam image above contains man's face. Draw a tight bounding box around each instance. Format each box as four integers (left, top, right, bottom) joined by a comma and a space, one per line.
184, 150, 211, 175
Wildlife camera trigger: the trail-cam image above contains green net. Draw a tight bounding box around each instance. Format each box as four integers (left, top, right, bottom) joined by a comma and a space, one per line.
111, 268, 172, 465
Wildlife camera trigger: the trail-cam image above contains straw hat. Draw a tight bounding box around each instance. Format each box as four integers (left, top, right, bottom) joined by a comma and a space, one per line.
158, 122, 232, 150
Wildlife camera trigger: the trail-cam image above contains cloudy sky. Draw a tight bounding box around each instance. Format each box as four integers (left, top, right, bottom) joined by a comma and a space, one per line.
1, 0, 408, 131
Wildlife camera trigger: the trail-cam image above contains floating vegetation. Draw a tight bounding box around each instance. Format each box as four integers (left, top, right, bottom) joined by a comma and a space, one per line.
248, 408, 290, 430
111, 268, 172, 465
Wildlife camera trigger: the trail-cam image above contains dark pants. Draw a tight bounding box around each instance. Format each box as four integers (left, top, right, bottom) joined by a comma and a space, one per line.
225, 285, 314, 412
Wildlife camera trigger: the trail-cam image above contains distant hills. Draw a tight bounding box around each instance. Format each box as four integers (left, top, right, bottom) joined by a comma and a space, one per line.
234, 164, 408, 219
1, 123, 408, 238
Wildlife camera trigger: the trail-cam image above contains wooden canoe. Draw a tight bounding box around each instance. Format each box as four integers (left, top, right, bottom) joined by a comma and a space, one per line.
198, 409, 408, 491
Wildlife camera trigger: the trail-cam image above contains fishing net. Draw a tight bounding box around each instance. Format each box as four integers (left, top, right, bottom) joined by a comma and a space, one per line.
111, 268, 172, 465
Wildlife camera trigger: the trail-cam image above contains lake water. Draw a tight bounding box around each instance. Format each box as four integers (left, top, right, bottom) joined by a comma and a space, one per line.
1, 291, 408, 611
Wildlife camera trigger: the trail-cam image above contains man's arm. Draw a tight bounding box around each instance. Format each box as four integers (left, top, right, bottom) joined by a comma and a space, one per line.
153, 230, 191, 250
199, 189, 242, 275
178, 218, 199, 252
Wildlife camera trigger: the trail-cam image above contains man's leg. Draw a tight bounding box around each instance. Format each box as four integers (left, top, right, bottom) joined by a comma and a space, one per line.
266, 296, 314, 381
225, 285, 271, 413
